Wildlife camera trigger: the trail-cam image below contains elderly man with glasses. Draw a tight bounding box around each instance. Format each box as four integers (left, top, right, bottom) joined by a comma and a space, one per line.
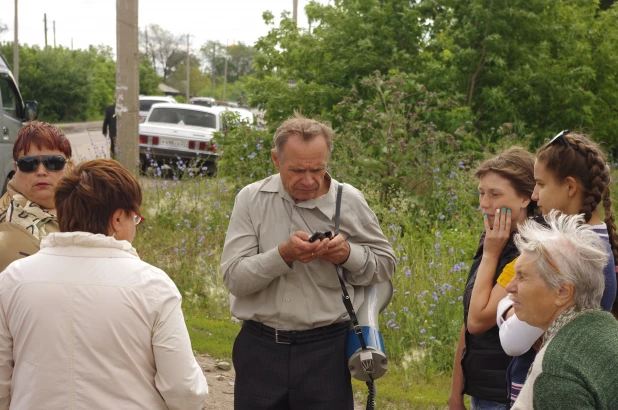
0, 121, 72, 271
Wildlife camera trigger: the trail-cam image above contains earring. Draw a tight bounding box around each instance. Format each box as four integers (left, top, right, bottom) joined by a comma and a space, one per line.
112, 231, 117, 238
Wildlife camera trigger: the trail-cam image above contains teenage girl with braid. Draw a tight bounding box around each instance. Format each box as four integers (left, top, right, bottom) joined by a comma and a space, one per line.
496, 130, 618, 407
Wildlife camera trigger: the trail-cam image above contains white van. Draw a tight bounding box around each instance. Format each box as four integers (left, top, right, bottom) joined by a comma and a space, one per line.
0, 53, 38, 195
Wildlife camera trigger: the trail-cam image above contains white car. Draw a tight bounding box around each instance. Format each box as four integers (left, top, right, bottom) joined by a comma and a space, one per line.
139, 96, 177, 123
209, 105, 255, 127
139, 103, 221, 175
189, 97, 216, 107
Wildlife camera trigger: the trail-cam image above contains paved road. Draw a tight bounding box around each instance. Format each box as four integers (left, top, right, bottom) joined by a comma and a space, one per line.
56, 121, 109, 163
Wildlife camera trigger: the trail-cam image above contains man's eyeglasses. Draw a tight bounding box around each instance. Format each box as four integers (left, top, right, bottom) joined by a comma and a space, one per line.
16, 155, 67, 173
133, 213, 145, 226
549, 130, 570, 147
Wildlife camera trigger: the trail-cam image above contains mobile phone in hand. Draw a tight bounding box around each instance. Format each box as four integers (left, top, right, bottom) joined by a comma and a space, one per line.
308, 231, 332, 243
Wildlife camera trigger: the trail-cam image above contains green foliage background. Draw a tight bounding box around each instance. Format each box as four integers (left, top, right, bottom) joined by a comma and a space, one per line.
0, 43, 163, 122
248, 0, 618, 151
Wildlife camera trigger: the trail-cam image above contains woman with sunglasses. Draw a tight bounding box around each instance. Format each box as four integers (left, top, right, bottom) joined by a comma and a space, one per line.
0, 159, 208, 409
496, 131, 618, 406
0, 121, 71, 271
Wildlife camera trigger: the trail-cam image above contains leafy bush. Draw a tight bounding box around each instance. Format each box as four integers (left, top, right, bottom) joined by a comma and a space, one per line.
213, 112, 275, 185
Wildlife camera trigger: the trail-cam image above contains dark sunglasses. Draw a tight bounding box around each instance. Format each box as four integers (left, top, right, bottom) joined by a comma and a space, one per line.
548, 129, 570, 147
16, 155, 67, 173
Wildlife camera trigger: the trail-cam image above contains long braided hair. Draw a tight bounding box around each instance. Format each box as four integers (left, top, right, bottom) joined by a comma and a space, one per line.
537, 132, 618, 315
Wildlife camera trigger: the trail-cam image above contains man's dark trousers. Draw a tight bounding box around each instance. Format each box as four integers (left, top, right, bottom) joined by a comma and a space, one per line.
103, 104, 117, 159
233, 321, 354, 410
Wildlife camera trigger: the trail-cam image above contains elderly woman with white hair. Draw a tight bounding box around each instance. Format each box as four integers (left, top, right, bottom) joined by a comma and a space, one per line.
508, 210, 618, 410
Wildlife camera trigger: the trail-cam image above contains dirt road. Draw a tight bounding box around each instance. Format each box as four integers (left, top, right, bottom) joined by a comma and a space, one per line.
56, 120, 109, 162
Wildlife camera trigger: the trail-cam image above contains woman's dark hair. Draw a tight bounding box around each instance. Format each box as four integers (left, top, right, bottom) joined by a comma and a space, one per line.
13, 121, 72, 160
474, 146, 537, 215
54, 159, 142, 235
536, 132, 618, 314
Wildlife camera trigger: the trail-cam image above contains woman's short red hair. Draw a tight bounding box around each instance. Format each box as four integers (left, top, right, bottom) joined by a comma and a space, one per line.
13, 121, 72, 160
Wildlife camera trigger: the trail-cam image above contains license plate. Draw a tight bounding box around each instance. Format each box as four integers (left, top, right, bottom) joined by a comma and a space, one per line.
159, 139, 188, 148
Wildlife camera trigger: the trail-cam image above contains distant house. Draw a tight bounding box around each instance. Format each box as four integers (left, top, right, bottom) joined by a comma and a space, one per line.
158, 83, 181, 96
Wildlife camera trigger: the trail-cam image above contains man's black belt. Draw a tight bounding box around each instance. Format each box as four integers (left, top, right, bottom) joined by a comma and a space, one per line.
243, 320, 349, 345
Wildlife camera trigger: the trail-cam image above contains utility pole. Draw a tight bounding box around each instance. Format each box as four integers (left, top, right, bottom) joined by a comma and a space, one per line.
13, 0, 18, 85
222, 43, 228, 101
144, 26, 153, 71
293, 0, 298, 24
115, 0, 139, 174
53, 20, 56, 48
44, 13, 47, 47
185, 34, 190, 101
211, 42, 216, 90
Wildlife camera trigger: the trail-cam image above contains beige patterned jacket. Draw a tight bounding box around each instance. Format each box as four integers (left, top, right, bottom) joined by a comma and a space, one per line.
0, 178, 60, 272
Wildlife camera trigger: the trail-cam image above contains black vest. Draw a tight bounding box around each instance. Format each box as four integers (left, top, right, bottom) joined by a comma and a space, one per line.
461, 232, 519, 404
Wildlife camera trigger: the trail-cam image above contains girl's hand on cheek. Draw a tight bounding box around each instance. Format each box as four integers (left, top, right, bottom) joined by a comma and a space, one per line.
483, 207, 511, 258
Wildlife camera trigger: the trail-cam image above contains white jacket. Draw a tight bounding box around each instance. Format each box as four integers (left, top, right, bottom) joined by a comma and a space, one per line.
0, 232, 208, 410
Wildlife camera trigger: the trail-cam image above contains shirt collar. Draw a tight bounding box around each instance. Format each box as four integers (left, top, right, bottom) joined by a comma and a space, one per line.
259, 173, 339, 219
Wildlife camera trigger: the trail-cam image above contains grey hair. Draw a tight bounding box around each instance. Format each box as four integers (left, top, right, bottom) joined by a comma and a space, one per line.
272, 113, 334, 160
514, 210, 609, 309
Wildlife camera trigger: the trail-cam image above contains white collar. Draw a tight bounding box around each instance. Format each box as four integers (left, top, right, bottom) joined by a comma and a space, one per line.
41, 231, 139, 258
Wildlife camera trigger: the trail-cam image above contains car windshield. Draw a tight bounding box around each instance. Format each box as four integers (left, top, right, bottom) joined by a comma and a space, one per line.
149, 107, 217, 129
140, 100, 168, 112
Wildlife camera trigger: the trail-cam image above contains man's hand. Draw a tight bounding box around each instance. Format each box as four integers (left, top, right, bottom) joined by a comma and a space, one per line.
103, 132, 108, 137
319, 233, 350, 265
278, 231, 330, 266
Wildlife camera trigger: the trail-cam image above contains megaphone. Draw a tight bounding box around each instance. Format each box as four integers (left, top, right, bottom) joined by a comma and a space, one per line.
346, 280, 393, 381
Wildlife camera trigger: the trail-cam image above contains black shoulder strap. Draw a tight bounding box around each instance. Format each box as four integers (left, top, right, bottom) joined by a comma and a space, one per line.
334, 183, 377, 406
333, 183, 368, 350
335, 183, 343, 235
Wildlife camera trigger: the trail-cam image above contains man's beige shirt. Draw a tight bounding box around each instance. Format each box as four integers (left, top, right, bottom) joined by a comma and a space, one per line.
221, 174, 396, 330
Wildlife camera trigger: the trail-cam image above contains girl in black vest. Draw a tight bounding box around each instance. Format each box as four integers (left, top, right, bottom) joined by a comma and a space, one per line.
449, 147, 536, 410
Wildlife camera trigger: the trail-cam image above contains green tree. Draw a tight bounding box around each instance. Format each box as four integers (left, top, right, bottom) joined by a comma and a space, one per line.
200, 42, 257, 86
167, 54, 209, 97
139, 24, 188, 81
248, 0, 618, 149
139, 59, 162, 95
247, 1, 427, 125
0, 43, 116, 122
87, 45, 116, 118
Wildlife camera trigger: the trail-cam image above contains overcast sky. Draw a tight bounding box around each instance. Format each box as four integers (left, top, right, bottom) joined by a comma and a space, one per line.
0, 0, 325, 53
